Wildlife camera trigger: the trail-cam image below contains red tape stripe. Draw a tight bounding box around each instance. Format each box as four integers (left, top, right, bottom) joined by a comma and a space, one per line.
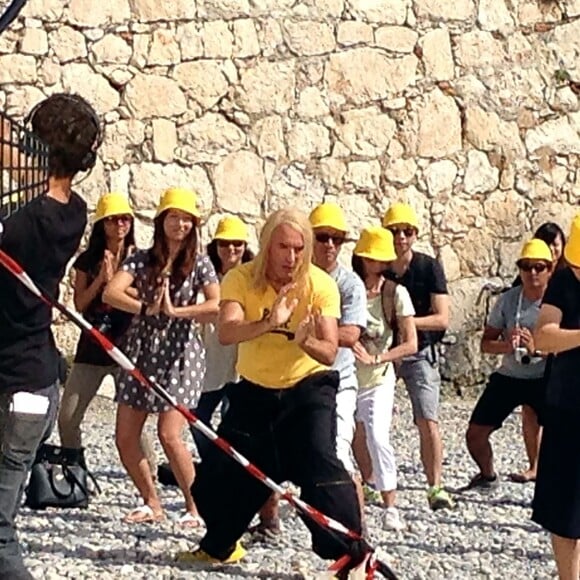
0, 248, 394, 577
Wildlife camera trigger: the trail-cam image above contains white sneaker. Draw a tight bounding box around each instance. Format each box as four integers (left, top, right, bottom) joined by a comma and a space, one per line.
382, 507, 406, 531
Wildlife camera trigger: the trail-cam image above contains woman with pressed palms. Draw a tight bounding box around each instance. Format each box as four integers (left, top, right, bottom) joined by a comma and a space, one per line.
104, 188, 219, 526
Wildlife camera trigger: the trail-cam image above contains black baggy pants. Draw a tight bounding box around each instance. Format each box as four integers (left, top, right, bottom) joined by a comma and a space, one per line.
192, 370, 362, 561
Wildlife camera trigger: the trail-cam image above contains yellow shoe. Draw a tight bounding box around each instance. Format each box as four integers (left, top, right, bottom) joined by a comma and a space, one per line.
176, 541, 246, 566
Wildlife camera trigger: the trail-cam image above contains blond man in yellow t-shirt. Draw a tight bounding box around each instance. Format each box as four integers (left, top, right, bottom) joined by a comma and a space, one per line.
188, 208, 363, 567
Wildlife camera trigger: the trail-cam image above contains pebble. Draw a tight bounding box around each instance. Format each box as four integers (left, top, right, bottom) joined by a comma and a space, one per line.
19, 394, 557, 579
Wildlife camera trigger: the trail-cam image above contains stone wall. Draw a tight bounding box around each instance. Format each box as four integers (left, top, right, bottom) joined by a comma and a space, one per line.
1, 0, 579, 391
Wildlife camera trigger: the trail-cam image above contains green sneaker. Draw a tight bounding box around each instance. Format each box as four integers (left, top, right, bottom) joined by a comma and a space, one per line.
362, 483, 382, 504
427, 486, 454, 511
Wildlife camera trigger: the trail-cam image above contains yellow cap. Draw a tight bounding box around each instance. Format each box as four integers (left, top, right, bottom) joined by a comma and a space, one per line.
94, 192, 134, 222
382, 202, 419, 230
214, 216, 249, 242
518, 238, 553, 264
309, 203, 348, 232
564, 215, 580, 267
156, 187, 200, 218
354, 226, 396, 262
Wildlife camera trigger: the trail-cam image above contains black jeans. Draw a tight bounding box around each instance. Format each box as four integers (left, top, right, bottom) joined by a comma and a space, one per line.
189, 386, 230, 460
192, 371, 362, 561
0, 383, 59, 580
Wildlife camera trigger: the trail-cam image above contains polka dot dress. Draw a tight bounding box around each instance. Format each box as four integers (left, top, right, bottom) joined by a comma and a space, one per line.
115, 250, 218, 413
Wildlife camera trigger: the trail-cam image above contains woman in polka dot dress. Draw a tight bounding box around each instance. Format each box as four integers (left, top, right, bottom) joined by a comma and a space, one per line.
103, 188, 219, 525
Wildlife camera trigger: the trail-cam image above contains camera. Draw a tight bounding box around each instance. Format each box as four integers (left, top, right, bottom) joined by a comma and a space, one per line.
95, 313, 112, 335
514, 347, 531, 365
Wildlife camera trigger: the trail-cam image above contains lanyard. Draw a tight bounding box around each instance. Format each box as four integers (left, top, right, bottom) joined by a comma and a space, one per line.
515, 290, 523, 329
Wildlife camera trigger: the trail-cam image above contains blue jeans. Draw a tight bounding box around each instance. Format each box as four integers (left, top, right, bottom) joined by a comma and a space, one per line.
190, 387, 229, 460
0, 383, 59, 580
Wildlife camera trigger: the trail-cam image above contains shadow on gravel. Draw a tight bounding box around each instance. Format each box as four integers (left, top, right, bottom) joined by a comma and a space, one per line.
25, 537, 307, 579
401, 512, 543, 535
91, 468, 129, 480
21, 516, 204, 545
24, 539, 174, 565
374, 537, 546, 560
20, 509, 113, 525
451, 492, 531, 509
173, 562, 304, 579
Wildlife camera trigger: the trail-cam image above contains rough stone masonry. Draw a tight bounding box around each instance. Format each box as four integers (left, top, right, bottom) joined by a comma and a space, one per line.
0, 0, 578, 391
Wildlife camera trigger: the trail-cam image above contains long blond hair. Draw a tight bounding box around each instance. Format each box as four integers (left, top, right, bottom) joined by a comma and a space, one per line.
252, 208, 313, 295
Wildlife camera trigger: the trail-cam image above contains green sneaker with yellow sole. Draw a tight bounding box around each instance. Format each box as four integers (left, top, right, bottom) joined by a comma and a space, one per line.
427, 486, 454, 511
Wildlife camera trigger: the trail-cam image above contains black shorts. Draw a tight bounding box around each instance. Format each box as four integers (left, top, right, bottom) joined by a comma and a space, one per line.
469, 372, 545, 429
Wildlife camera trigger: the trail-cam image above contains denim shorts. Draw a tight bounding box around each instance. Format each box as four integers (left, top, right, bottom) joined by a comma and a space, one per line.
398, 346, 441, 422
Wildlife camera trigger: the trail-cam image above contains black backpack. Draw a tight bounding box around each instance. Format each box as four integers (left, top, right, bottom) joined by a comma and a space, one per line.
385, 253, 446, 345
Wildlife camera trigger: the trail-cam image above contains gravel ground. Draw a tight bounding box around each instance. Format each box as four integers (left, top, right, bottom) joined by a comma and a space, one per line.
20, 390, 556, 580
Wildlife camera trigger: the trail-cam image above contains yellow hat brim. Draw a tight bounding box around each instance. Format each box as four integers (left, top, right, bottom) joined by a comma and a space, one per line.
155, 203, 200, 218
95, 195, 134, 222
214, 232, 248, 241
565, 244, 580, 268
354, 249, 396, 262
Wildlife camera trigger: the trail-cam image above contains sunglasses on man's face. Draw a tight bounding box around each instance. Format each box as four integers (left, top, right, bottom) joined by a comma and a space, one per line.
217, 240, 245, 249
315, 233, 346, 246
105, 214, 132, 224
388, 226, 416, 238
519, 262, 549, 273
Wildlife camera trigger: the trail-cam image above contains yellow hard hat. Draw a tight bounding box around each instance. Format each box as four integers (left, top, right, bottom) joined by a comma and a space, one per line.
214, 216, 249, 242
354, 226, 396, 262
564, 215, 580, 267
382, 202, 419, 230
94, 192, 134, 222
518, 238, 553, 264
309, 203, 348, 232
156, 187, 200, 218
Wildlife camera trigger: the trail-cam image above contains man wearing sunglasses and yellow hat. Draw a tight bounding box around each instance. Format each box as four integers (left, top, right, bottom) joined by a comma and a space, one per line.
381, 202, 453, 510
466, 239, 553, 489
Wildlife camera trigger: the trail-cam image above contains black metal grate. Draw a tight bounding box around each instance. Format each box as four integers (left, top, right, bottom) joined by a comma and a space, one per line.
0, 111, 49, 219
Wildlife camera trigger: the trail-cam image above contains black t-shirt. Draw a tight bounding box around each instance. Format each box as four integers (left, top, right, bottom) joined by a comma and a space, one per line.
0, 193, 87, 393
73, 249, 133, 366
542, 267, 580, 411
385, 251, 448, 349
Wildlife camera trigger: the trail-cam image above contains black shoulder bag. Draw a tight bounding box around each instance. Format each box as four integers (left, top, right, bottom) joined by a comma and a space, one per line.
25, 444, 100, 510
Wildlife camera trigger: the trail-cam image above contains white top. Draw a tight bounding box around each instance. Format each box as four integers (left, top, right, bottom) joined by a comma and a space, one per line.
202, 321, 238, 392
356, 284, 415, 389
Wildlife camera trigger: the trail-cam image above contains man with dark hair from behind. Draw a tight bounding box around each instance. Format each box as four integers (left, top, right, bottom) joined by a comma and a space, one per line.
0, 93, 101, 580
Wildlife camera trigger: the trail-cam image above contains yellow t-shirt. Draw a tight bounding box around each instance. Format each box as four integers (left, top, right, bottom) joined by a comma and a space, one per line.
220, 261, 341, 388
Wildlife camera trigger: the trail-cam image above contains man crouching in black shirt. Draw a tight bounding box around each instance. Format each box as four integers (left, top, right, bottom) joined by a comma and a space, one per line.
0, 94, 101, 580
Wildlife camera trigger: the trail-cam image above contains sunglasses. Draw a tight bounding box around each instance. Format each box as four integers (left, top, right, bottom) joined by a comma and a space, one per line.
388, 226, 416, 238
217, 240, 245, 249
519, 262, 549, 273
315, 233, 346, 245
105, 214, 132, 224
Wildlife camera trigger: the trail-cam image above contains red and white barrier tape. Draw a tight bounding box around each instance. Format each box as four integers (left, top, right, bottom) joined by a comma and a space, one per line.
0, 247, 398, 580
